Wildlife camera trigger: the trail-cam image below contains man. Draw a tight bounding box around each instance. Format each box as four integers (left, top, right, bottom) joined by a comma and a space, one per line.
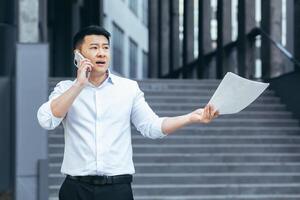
37, 25, 218, 200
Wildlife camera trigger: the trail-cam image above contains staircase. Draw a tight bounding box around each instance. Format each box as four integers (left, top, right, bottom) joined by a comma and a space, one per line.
48, 78, 300, 200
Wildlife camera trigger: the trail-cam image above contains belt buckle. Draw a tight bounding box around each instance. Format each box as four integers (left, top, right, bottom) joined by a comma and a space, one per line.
93, 175, 112, 185
104, 175, 113, 184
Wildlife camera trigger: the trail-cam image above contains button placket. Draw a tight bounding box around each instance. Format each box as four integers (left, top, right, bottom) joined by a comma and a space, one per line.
95, 89, 104, 174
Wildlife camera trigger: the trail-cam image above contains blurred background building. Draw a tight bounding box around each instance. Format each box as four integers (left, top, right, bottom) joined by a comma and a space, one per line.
1, 0, 300, 200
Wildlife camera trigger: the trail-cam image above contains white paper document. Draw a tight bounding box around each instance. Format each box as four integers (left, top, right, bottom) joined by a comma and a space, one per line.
208, 72, 269, 115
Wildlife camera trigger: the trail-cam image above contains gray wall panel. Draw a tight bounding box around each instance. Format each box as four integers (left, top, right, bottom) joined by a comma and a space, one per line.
15, 43, 49, 200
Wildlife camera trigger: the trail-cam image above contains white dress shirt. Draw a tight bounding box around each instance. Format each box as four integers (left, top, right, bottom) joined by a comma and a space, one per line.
37, 72, 166, 176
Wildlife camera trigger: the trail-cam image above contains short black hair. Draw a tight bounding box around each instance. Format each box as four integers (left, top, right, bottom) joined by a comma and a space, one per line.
72, 25, 111, 49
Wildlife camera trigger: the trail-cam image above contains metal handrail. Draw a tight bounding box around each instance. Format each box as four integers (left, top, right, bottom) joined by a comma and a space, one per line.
163, 26, 300, 78
255, 27, 300, 69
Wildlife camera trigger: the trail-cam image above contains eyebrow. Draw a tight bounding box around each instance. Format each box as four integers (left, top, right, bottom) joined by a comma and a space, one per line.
89, 43, 109, 46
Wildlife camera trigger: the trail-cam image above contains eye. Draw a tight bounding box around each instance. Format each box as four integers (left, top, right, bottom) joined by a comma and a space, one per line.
90, 46, 97, 50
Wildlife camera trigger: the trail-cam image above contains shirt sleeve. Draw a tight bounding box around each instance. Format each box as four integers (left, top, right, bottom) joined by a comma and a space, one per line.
37, 81, 69, 130
131, 82, 167, 139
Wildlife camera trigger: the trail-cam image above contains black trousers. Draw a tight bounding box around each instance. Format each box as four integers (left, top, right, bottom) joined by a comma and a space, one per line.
59, 177, 134, 200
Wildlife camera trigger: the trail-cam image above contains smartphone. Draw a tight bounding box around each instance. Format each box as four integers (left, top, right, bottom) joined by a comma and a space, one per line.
74, 50, 90, 77
74, 50, 85, 68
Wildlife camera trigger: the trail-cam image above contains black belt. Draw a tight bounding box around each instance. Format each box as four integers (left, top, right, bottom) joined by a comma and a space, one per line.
66, 174, 133, 185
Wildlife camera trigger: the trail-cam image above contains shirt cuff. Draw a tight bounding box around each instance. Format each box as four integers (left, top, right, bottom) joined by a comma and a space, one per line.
152, 117, 167, 139
46, 101, 64, 126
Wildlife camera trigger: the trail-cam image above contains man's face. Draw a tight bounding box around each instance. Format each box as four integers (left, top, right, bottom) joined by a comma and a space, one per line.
79, 34, 110, 75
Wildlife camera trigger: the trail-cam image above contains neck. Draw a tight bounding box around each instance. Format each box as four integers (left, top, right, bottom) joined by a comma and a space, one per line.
88, 72, 108, 87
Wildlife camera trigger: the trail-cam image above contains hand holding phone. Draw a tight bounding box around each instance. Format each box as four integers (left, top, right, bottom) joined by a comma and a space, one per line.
74, 50, 91, 79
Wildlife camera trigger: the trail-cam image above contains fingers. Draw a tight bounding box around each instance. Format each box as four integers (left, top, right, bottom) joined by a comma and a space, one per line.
203, 104, 219, 122
76, 59, 93, 84
79, 59, 93, 72
78, 59, 93, 79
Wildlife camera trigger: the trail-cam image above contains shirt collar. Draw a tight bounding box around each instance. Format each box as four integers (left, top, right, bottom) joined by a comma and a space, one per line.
73, 70, 118, 88
106, 69, 116, 85
89, 69, 117, 88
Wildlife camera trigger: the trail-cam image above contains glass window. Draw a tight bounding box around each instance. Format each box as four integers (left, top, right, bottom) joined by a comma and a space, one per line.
129, 38, 138, 78
112, 23, 124, 74
129, 0, 138, 16
142, 0, 148, 26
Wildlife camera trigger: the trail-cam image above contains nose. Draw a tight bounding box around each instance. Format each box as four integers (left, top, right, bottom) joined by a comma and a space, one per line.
97, 48, 105, 57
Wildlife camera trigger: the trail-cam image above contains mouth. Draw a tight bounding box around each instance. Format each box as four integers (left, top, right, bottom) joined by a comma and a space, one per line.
95, 61, 106, 66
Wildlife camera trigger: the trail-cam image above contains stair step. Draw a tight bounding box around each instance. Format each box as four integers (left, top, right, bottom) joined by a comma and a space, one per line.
145, 90, 275, 97
49, 162, 300, 174
49, 135, 300, 145
49, 153, 300, 163
132, 153, 300, 163
133, 194, 300, 200
133, 172, 300, 183
48, 172, 300, 185
132, 136, 300, 145
146, 96, 281, 104
150, 103, 287, 112
132, 183, 300, 196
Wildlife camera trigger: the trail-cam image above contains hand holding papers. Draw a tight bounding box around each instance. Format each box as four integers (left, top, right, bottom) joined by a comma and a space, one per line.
208, 72, 269, 115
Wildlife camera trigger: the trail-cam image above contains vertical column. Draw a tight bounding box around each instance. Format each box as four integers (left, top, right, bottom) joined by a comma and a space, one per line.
48, 0, 73, 76
148, 0, 159, 78
198, 0, 213, 78
202, 0, 213, 78
270, 0, 283, 77
15, 44, 49, 200
170, 0, 180, 75
0, 1, 17, 199
238, 0, 256, 78
0, 0, 17, 76
99, 0, 104, 26
0, 2, 16, 197
294, 0, 300, 71
182, 0, 194, 78
0, 25, 16, 198
80, 0, 102, 27
216, 0, 223, 79
198, 0, 204, 78
222, 1, 232, 45
285, 0, 294, 72
222, 0, 232, 76
159, 1, 170, 77
202, 0, 212, 54
39, 0, 48, 42
216, 0, 231, 78
261, 0, 283, 78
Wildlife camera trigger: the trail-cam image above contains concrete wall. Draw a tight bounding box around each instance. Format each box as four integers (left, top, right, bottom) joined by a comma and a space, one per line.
18, 0, 39, 42
15, 44, 48, 200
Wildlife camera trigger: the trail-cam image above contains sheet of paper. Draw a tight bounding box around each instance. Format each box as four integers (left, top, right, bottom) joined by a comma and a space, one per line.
208, 72, 269, 115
